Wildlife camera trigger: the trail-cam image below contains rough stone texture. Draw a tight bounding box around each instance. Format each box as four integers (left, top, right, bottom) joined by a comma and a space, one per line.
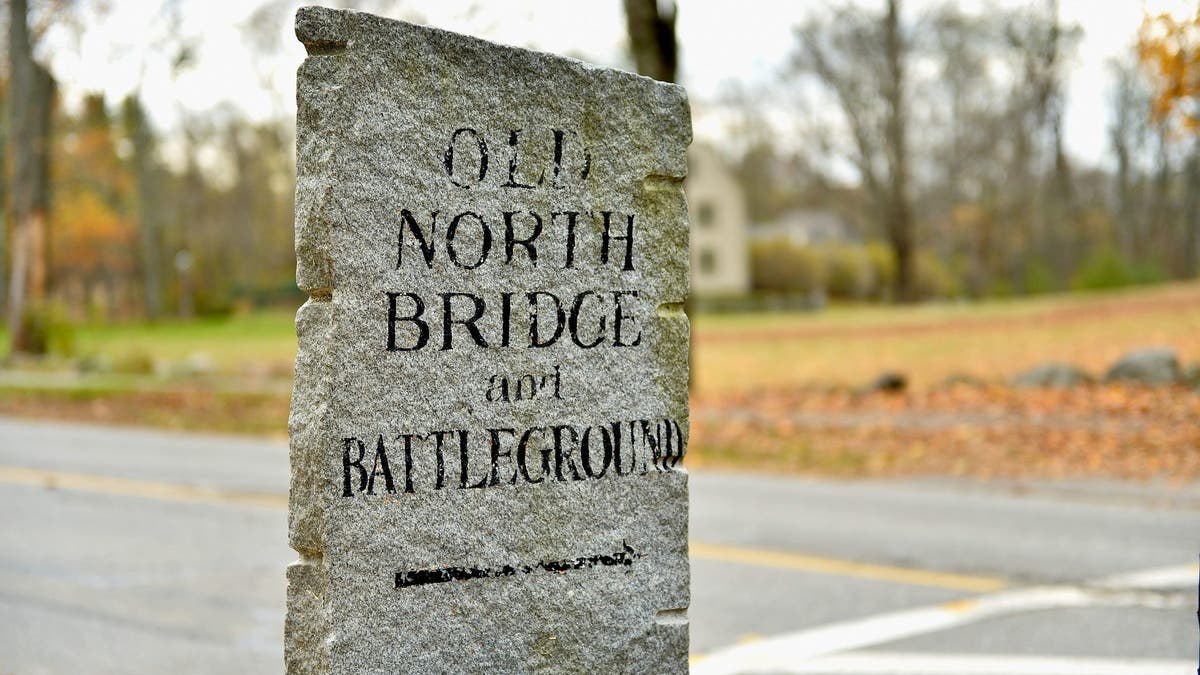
1103, 347, 1181, 386
1011, 362, 1092, 388
286, 7, 691, 674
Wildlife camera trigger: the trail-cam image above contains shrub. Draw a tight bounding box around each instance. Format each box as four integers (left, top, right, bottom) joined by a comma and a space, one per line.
113, 349, 156, 375
821, 244, 874, 299
914, 250, 961, 300
750, 238, 825, 294
987, 277, 1015, 298
1072, 246, 1134, 291
1130, 261, 1167, 285
1071, 245, 1168, 290
748, 240, 967, 302
1021, 258, 1057, 295
865, 242, 896, 300
14, 302, 76, 357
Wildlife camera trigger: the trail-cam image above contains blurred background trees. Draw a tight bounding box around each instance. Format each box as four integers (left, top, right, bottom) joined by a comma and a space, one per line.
0, 0, 1197, 354
2, 0, 299, 354
730, 0, 1200, 303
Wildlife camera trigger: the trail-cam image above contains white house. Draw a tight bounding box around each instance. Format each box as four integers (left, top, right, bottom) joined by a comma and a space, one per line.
685, 143, 750, 297
751, 208, 858, 246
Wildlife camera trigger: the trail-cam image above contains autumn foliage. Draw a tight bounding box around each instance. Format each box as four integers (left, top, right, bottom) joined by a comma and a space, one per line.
1139, 6, 1200, 130
51, 95, 138, 306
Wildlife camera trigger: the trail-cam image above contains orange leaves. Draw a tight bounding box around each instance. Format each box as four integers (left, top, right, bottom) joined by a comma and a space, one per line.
50, 100, 138, 283
51, 189, 135, 277
1138, 9, 1200, 130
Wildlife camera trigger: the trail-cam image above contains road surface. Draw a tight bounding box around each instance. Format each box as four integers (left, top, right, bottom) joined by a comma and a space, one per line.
0, 417, 1195, 674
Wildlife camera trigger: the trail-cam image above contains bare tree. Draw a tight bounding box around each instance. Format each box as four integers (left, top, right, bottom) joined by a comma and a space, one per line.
7, 0, 56, 353
122, 95, 164, 320
922, 5, 1010, 295
881, 0, 912, 301
1107, 45, 1199, 280
791, 0, 916, 301
1183, 142, 1200, 277
1108, 55, 1150, 260
1002, 0, 1080, 283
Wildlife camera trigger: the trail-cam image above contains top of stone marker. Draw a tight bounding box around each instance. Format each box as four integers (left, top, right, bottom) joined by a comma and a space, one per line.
293, 5, 690, 94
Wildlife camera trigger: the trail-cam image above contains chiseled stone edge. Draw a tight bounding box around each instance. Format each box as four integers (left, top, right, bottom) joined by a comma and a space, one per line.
286, 6, 347, 672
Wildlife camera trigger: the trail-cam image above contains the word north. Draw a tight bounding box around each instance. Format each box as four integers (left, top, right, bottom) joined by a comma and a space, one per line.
340, 418, 686, 497
395, 208, 637, 272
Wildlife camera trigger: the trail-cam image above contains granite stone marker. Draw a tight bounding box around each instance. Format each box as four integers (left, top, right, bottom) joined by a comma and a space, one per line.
286, 7, 691, 673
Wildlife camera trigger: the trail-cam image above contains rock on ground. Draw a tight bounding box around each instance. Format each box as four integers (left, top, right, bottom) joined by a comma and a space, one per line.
1011, 362, 1092, 388
1104, 347, 1181, 385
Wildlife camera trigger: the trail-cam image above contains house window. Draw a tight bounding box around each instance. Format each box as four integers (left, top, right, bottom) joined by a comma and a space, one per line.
697, 202, 715, 228
699, 248, 717, 275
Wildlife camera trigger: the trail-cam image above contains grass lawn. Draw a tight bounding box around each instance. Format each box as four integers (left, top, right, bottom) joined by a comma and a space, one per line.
693, 281, 1200, 394
1, 282, 1198, 480
70, 309, 299, 376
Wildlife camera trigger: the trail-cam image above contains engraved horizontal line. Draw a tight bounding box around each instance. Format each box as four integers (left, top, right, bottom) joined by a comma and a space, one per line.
395, 543, 643, 588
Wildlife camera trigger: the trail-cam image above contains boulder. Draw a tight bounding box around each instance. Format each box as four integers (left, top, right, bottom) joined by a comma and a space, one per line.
1011, 362, 1091, 388
866, 371, 907, 393
1103, 347, 1180, 385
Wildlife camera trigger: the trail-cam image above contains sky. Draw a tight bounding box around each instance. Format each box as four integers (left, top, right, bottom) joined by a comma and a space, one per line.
38, 0, 1200, 169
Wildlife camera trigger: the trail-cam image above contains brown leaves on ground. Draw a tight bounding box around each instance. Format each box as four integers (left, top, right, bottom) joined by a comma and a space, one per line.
0, 389, 290, 438
4, 380, 1197, 483
690, 384, 1200, 482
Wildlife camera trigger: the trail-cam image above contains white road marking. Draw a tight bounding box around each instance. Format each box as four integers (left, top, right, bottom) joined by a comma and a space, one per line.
1094, 562, 1200, 591
737, 651, 1194, 674
692, 587, 1092, 672
692, 561, 1196, 675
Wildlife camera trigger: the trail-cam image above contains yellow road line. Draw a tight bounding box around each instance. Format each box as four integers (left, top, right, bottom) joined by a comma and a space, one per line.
690, 541, 1008, 593
0, 464, 1008, 592
0, 465, 287, 510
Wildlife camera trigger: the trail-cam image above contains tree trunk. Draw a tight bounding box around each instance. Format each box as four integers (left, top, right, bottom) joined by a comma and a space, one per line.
1148, 125, 1170, 266
1112, 120, 1134, 260
126, 97, 164, 319
0, 78, 7, 317
883, 0, 915, 301
6, 0, 54, 354
623, 0, 677, 83
1045, 0, 1074, 282
1183, 145, 1200, 278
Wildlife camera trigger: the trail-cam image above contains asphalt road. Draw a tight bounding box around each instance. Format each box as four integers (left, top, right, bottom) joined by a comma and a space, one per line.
0, 417, 1195, 674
